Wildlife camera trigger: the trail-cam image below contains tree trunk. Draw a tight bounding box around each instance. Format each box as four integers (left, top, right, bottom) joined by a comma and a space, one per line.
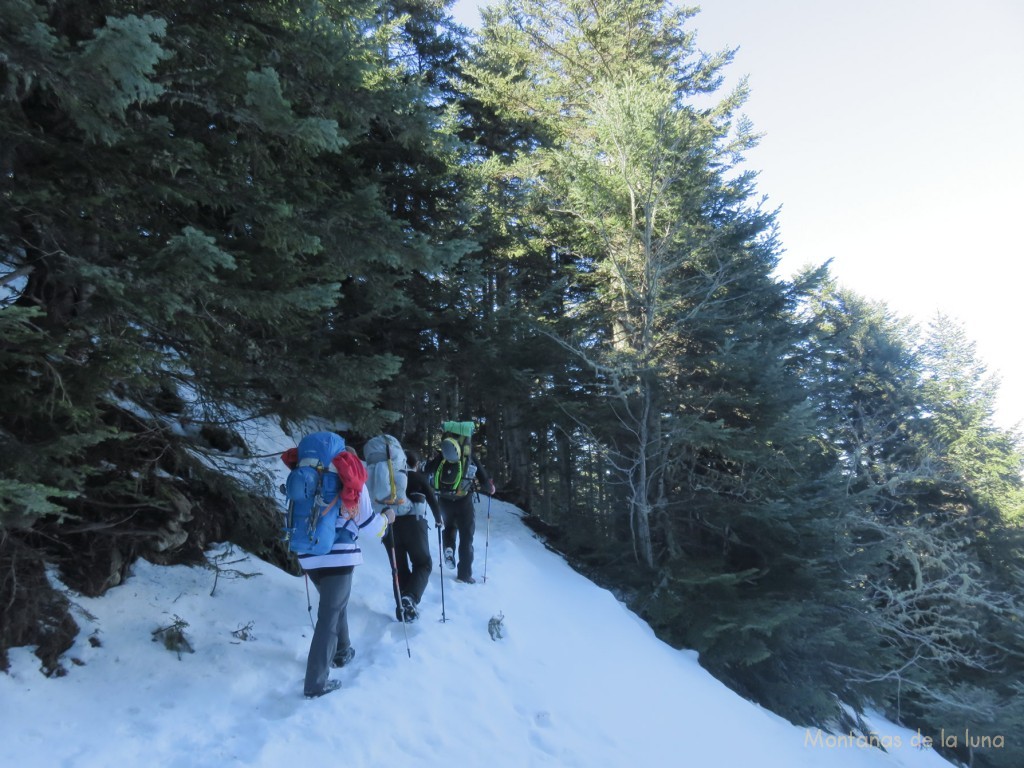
633, 380, 655, 567
498, 400, 532, 510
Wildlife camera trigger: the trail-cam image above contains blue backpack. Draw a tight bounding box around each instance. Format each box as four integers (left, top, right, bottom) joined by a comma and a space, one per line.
282, 432, 347, 556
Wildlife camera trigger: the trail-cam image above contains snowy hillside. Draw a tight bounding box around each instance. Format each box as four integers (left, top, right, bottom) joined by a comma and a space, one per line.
0, 420, 956, 768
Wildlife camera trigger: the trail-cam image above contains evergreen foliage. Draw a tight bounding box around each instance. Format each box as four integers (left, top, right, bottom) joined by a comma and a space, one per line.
1, 0, 469, 667
2, 3, 1022, 765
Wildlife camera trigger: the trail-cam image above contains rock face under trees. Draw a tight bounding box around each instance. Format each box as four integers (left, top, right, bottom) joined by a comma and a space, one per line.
1, 416, 293, 674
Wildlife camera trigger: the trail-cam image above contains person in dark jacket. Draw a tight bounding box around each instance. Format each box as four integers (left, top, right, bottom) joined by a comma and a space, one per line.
424, 436, 495, 584
383, 448, 443, 622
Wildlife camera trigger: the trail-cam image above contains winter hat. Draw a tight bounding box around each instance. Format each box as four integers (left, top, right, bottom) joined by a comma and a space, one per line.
441, 437, 461, 463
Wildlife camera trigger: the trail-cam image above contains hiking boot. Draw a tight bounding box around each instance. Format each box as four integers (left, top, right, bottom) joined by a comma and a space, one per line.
331, 646, 355, 668
456, 575, 476, 584
443, 547, 456, 570
305, 679, 342, 699
399, 595, 418, 623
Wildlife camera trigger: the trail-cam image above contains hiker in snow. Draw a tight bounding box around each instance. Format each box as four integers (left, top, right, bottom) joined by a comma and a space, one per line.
362, 434, 437, 623
381, 448, 442, 623
281, 435, 395, 699
425, 424, 495, 584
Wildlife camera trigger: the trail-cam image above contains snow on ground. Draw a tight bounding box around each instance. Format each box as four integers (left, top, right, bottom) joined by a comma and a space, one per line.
0, 419, 956, 767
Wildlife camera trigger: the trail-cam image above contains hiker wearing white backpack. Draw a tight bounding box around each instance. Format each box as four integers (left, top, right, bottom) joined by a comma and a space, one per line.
389, 448, 442, 622
363, 435, 441, 623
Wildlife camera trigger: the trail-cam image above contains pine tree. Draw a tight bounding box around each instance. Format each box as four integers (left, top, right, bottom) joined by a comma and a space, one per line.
355, 0, 483, 438
466, 0, 814, 573
0, 0, 474, 668
463, 5, 866, 725
799, 282, 1024, 763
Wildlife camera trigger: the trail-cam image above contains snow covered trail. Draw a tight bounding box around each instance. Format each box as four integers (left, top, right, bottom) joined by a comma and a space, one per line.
0, 431, 953, 768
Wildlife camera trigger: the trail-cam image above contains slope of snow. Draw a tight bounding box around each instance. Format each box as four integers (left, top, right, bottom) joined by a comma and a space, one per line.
0, 420, 955, 767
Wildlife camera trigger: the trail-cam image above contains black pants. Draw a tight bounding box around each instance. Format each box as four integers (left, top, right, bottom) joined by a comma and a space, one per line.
383, 515, 433, 605
440, 495, 476, 581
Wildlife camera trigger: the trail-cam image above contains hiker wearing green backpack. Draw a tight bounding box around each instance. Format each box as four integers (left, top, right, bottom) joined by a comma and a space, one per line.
424, 421, 495, 584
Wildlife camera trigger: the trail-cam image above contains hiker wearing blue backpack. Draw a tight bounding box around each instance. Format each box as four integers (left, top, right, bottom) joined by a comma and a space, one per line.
425, 422, 495, 585
280, 433, 395, 699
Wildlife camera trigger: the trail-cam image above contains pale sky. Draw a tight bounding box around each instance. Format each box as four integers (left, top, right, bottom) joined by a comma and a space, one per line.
451, 0, 1024, 431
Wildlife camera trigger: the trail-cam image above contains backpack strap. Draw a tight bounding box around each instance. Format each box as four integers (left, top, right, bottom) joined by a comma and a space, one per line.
297, 456, 350, 520
433, 457, 464, 494
297, 457, 338, 473
385, 441, 398, 503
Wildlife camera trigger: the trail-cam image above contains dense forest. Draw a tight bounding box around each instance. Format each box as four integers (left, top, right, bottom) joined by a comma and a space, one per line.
2, 2, 1022, 766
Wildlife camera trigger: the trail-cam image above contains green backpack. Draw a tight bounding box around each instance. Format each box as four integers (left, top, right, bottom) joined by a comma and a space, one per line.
432, 420, 476, 500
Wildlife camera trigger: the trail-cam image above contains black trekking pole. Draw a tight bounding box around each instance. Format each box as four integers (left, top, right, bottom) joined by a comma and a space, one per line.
483, 492, 492, 583
436, 523, 447, 623
303, 573, 315, 629
385, 521, 411, 658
